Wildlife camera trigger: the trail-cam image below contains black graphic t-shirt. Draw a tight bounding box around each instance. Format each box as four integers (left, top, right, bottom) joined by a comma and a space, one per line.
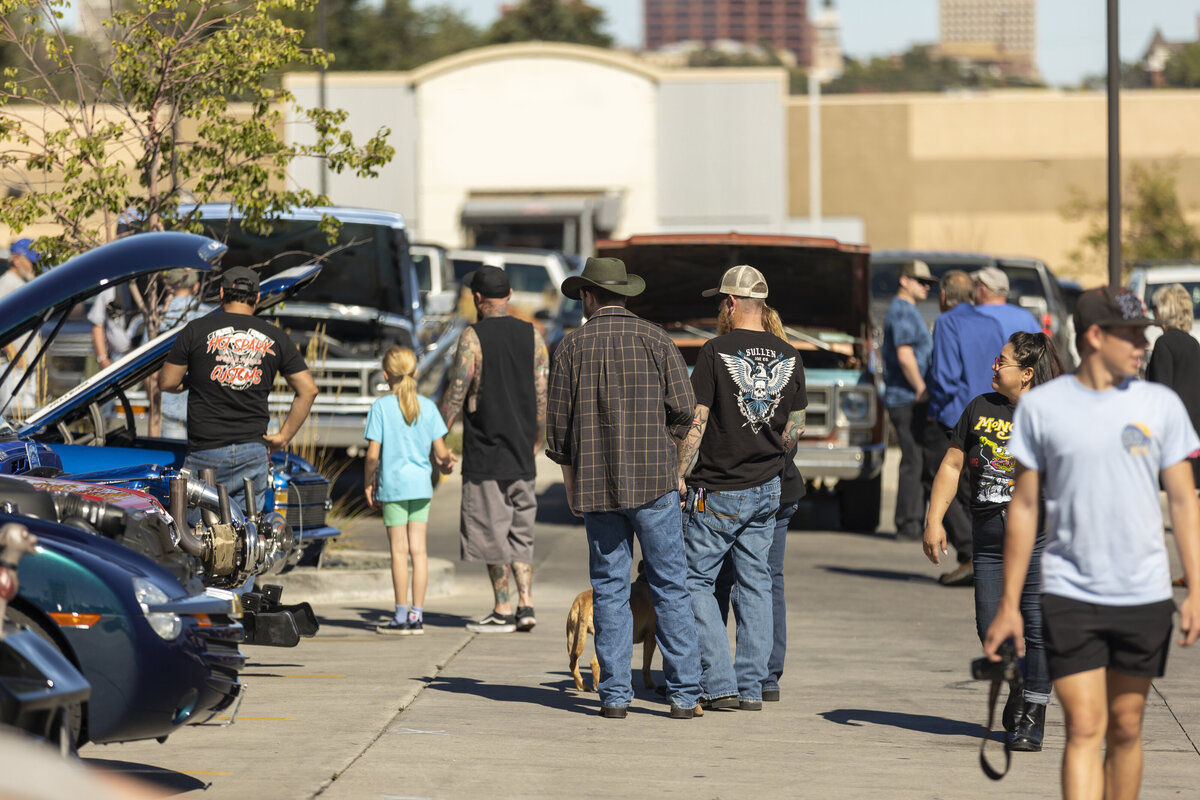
951, 392, 1016, 519
690, 329, 807, 491
165, 311, 308, 451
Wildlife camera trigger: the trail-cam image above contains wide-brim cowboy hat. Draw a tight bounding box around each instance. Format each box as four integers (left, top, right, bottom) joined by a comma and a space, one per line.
560, 257, 646, 299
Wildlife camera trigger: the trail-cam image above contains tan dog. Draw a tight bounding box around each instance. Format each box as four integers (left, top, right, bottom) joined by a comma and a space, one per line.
567, 561, 658, 692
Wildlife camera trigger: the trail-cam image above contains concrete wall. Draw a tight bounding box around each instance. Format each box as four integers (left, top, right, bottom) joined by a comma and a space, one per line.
788, 89, 1200, 283
657, 72, 788, 230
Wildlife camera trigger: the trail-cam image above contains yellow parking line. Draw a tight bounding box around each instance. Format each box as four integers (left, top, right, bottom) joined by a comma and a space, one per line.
308, 637, 382, 642
182, 771, 233, 776
281, 674, 346, 678
214, 717, 295, 721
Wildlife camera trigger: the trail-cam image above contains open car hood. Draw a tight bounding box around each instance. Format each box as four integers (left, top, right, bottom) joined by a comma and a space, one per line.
596, 233, 872, 340
17, 263, 323, 437
0, 232, 227, 352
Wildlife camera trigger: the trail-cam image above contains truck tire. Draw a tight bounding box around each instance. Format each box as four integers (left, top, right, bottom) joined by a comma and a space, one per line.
837, 474, 882, 533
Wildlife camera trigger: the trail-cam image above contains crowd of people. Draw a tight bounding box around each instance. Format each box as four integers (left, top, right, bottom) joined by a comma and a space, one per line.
882, 262, 1200, 797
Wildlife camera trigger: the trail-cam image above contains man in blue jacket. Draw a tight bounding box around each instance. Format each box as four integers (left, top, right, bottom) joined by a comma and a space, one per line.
925, 270, 1004, 586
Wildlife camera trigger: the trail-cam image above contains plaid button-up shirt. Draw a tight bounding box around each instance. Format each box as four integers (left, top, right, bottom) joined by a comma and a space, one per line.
546, 306, 695, 513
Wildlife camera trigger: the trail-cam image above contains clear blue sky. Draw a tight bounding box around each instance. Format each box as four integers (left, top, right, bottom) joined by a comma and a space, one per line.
418, 0, 1200, 86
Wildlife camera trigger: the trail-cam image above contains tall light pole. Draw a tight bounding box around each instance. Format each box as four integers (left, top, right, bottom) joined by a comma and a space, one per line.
317, 0, 329, 198
1106, 0, 1121, 286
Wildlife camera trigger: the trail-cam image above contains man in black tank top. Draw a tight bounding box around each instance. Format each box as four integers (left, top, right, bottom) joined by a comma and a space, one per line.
440, 266, 549, 633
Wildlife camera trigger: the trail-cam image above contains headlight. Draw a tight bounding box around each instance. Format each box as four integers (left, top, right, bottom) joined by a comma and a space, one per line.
839, 389, 872, 424
132, 577, 183, 641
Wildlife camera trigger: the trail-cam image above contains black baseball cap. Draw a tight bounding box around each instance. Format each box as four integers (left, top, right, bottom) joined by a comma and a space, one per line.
220, 266, 259, 294
468, 265, 510, 298
1073, 285, 1155, 335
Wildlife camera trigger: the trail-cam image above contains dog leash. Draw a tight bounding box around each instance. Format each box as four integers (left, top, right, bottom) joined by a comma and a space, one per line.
979, 679, 1013, 781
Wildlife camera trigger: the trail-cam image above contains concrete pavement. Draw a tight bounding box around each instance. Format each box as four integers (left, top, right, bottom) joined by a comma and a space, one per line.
83, 452, 1200, 798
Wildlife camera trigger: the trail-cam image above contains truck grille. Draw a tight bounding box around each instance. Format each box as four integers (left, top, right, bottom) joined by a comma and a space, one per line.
804, 386, 832, 437
284, 480, 329, 529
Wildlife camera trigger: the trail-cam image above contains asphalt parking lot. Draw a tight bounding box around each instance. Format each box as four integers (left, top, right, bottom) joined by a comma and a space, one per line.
76, 452, 1200, 799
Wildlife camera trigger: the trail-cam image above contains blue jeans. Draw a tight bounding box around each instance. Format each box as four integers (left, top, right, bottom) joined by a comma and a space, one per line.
583, 491, 702, 709
685, 477, 779, 702
972, 511, 1051, 703
184, 441, 270, 517
715, 499, 798, 689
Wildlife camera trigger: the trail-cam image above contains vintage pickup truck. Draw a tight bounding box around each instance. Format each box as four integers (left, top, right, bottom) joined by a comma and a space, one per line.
597, 233, 886, 531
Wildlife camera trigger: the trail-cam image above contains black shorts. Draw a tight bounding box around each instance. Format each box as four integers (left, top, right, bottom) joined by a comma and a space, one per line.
1042, 594, 1175, 681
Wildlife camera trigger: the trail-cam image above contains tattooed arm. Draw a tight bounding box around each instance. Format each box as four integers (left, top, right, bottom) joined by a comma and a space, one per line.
676, 404, 710, 496
782, 409, 807, 450
532, 328, 549, 454
439, 326, 479, 430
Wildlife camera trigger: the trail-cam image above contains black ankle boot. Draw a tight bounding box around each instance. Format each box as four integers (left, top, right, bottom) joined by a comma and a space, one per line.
1007, 702, 1046, 752
1002, 685, 1023, 733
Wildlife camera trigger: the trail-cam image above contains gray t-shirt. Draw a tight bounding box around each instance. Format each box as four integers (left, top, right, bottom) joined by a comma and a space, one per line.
1010, 375, 1199, 605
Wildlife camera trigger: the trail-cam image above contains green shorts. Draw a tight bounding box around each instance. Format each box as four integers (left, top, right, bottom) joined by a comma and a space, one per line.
381, 498, 431, 526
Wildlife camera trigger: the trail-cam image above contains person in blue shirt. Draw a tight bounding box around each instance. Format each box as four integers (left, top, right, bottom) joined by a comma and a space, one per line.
365, 346, 457, 635
971, 266, 1041, 341
925, 270, 1005, 586
882, 259, 938, 542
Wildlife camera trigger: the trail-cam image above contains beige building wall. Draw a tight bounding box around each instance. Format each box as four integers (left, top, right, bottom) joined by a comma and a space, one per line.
789, 89, 1200, 284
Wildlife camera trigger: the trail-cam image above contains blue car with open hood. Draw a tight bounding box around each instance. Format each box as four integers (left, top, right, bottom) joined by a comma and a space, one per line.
0, 232, 336, 645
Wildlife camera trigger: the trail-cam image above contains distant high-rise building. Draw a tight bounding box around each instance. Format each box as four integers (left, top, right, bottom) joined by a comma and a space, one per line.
644, 0, 812, 66
939, 0, 1037, 80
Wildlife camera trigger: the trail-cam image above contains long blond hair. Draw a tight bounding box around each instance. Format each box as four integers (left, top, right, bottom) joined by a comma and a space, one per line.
383, 346, 420, 425
763, 304, 785, 339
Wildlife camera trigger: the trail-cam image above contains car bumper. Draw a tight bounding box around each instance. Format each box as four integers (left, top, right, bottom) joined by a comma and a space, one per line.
794, 442, 886, 481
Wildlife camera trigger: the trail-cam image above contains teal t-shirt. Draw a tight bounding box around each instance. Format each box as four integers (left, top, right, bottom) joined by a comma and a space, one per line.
364, 394, 448, 501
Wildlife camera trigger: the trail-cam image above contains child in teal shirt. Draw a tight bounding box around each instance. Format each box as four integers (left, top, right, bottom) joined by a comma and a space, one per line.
365, 346, 455, 634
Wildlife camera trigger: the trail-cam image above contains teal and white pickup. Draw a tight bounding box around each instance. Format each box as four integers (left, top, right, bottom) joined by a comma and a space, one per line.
597, 233, 886, 531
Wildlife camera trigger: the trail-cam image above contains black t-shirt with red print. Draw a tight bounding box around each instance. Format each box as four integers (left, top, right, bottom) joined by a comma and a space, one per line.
165, 311, 308, 451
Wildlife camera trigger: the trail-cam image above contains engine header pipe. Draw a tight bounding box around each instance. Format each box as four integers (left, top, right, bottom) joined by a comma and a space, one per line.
243, 477, 257, 518
216, 484, 232, 526
170, 477, 208, 559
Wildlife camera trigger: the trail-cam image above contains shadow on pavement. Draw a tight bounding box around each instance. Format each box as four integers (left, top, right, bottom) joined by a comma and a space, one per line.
83, 759, 209, 793
817, 565, 939, 583
536, 482, 583, 526
426, 674, 638, 716
316, 607, 475, 632
820, 709, 1000, 741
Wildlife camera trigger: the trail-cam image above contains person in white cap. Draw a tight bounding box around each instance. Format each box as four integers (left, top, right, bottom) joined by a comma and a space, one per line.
677, 265, 807, 711
972, 265, 1040, 341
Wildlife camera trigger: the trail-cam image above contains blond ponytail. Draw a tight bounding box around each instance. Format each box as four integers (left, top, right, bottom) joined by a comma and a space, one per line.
382, 346, 420, 425
763, 303, 785, 339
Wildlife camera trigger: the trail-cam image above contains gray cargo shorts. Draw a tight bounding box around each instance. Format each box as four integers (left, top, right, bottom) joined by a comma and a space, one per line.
459, 478, 536, 564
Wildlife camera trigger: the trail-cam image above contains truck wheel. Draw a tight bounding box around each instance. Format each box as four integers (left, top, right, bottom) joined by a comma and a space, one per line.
837, 474, 882, 533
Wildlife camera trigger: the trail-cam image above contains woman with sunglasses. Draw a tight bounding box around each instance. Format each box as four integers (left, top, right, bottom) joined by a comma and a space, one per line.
923, 331, 1065, 752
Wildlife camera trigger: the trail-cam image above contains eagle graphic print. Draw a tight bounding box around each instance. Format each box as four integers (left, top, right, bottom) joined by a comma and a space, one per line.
720, 348, 797, 433
206, 326, 276, 390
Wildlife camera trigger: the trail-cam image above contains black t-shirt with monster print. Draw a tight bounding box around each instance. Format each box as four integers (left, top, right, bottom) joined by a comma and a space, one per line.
690, 329, 807, 491
165, 311, 308, 451
951, 392, 1017, 520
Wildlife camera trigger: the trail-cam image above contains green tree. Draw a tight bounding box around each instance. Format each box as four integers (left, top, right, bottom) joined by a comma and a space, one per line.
484, 0, 613, 48
0, 0, 393, 429
1163, 43, 1200, 88
1062, 161, 1200, 277
821, 46, 1042, 95
280, 0, 481, 72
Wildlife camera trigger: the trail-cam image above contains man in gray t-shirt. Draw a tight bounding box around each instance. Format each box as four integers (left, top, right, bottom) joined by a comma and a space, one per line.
985, 286, 1200, 792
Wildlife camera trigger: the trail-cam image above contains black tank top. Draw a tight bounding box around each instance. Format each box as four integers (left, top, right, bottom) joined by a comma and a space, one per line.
462, 315, 537, 481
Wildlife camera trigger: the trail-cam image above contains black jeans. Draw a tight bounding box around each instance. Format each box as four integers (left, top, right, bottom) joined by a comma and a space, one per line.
888, 402, 930, 538
921, 421, 972, 563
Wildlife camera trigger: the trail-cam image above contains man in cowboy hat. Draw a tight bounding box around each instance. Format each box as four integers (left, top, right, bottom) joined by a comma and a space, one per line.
440, 266, 549, 634
546, 256, 703, 719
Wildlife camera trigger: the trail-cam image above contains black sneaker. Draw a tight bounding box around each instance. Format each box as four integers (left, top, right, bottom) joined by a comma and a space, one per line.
515, 606, 537, 632
465, 611, 517, 633
406, 618, 424, 636
375, 618, 411, 635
